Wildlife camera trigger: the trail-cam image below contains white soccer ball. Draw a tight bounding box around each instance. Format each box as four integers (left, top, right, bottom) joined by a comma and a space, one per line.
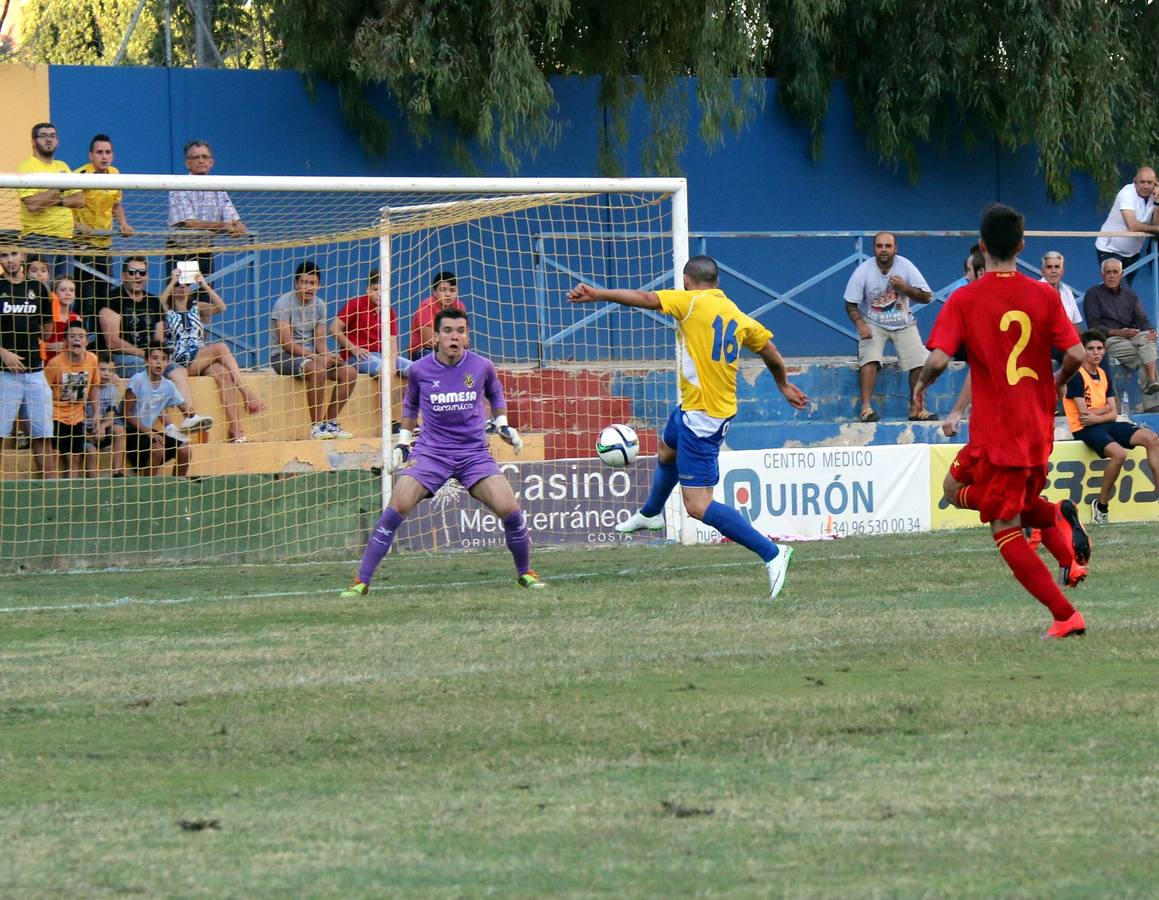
596, 424, 640, 467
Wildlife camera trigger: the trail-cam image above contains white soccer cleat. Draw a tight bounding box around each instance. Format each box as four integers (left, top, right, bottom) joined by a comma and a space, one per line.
615, 511, 665, 533
163, 423, 190, 444
1090, 499, 1108, 526
178, 413, 213, 433
765, 544, 794, 601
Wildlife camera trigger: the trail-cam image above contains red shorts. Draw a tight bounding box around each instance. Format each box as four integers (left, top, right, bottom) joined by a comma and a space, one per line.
950, 444, 1047, 523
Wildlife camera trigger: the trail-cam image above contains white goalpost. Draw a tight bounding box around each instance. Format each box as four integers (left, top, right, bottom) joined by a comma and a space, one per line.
0, 174, 687, 570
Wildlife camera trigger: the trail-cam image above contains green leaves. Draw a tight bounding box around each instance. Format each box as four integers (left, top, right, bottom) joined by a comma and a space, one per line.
16, 0, 1159, 194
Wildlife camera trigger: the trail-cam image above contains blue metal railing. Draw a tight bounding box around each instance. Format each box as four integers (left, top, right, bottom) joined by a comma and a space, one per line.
532, 230, 1159, 358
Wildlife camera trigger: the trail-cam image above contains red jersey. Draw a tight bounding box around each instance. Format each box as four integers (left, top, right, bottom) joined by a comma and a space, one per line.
927, 271, 1079, 467
408, 295, 466, 355
335, 294, 398, 359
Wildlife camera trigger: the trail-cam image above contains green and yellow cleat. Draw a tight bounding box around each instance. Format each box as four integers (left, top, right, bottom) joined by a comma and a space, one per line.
517, 571, 547, 589
339, 581, 368, 599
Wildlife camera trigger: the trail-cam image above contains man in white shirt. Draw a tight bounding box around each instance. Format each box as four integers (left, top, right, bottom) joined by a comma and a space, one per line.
843, 232, 934, 422
1095, 166, 1159, 285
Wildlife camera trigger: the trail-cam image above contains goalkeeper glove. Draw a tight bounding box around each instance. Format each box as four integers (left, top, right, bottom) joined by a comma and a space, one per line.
389, 429, 415, 472
487, 415, 523, 455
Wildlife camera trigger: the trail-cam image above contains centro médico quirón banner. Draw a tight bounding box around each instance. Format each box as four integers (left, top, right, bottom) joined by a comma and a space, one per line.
393, 458, 654, 551
685, 445, 931, 543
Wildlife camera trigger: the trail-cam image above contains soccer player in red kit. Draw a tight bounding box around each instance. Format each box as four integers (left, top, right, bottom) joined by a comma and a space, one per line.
914, 203, 1090, 639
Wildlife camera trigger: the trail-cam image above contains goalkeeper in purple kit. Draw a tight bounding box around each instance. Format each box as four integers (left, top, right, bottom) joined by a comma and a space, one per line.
340, 308, 545, 596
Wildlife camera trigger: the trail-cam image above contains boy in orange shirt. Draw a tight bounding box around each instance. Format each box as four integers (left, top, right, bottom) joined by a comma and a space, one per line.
43, 322, 100, 477
1064, 329, 1159, 525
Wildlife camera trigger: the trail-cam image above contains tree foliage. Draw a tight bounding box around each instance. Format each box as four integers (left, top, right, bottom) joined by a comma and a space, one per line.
12, 0, 1159, 198
17, 0, 275, 69
272, 0, 1159, 197
768, 0, 1159, 201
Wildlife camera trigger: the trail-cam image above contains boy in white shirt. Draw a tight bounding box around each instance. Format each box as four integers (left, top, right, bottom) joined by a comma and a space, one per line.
122, 343, 211, 475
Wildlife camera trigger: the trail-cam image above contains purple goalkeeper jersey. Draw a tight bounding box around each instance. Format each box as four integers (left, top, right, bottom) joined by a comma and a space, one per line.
403, 349, 506, 453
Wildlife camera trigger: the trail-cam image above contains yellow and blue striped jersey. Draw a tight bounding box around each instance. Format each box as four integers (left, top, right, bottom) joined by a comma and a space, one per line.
655, 289, 772, 419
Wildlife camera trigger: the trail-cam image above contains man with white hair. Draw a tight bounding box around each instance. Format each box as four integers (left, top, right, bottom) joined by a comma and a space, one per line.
1082, 257, 1159, 395
1039, 251, 1082, 332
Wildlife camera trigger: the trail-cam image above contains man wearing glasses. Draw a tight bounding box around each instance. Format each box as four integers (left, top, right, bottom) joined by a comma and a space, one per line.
97, 257, 164, 378
167, 139, 247, 279
17, 123, 83, 277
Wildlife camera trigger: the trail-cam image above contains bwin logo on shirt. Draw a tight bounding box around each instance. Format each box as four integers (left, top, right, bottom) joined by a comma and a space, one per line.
2, 301, 38, 314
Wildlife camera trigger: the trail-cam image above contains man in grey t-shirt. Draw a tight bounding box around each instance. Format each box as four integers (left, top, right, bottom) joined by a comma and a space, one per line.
270, 260, 358, 439
843, 232, 934, 422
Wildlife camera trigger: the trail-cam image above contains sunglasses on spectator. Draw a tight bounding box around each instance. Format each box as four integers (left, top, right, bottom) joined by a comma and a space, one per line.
125, 268, 148, 275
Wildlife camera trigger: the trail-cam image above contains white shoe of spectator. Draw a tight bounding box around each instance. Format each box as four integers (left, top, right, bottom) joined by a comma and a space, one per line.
311, 422, 335, 440
178, 414, 213, 433
327, 421, 352, 439
163, 423, 190, 444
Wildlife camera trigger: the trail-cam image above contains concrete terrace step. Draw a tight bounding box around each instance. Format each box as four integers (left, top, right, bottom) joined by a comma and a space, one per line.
0, 433, 545, 479
505, 396, 634, 431
725, 412, 1159, 450
545, 429, 660, 461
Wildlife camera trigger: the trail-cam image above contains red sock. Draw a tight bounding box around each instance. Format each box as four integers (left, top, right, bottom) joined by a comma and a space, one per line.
955, 485, 978, 510
994, 527, 1076, 620
1020, 498, 1074, 567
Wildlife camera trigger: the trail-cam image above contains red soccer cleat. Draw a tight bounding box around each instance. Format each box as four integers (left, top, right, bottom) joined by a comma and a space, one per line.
1058, 562, 1088, 589
1044, 611, 1087, 639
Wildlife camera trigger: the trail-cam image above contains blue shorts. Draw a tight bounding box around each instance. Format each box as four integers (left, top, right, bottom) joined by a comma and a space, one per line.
402, 444, 501, 495
1073, 421, 1141, 457
661, 407, 732, 488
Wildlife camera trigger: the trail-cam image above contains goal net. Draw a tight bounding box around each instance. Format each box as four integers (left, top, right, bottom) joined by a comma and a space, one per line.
0, 175, 685, 570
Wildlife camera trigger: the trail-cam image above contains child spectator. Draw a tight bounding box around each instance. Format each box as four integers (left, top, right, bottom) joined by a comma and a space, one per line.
122, 343, 207, 476
86, 352, 127, 476
332, 268, 411, 378
26, 256, 52, 289
270, 260, 356, 439
408, 270, 465, 359
1064, 329, 1159, 525
41, 277, 81, 363
43, 322, 99, 478
160, 266, 264, 443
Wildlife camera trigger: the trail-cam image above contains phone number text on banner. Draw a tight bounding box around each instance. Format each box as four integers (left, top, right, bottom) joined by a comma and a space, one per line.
691, 445, 931, 542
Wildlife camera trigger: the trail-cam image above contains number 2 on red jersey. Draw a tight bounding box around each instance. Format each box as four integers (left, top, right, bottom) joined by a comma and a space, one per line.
1000, 310, 1039, 386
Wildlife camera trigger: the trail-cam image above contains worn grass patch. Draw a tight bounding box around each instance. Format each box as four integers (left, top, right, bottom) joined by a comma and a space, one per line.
2, 528, 1157, 897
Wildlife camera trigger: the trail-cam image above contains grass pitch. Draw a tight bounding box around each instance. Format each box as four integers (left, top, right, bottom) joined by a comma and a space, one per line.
2, 527, 1158, 897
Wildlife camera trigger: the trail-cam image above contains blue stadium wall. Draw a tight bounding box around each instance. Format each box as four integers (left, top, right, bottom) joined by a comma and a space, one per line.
42, 66, 1149, 360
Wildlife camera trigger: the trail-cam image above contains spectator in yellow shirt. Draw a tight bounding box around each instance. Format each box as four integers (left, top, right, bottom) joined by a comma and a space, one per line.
73, 134, 135, 316
17, 123, 83, 277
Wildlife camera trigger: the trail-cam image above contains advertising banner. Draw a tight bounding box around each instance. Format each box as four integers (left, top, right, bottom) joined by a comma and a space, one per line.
930, 440, 1159, 529
393, 458, 654, 551
688, 445, 930, 543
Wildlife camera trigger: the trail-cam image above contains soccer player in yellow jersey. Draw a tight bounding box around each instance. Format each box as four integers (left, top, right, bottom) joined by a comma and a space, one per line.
569, 255, 808, 599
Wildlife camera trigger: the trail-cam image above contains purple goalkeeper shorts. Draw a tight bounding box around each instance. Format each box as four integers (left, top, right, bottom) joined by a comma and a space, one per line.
403, 446, 502, 495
